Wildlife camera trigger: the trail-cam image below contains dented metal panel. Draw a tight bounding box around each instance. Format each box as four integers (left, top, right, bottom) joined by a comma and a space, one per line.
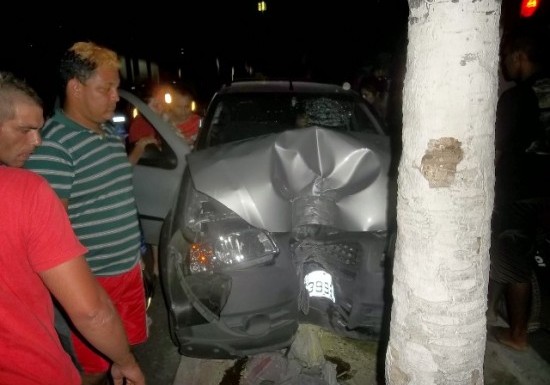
188, 126, 391, 232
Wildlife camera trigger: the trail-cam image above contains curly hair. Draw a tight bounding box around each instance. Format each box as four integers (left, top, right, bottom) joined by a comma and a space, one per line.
0, 71, 42, 124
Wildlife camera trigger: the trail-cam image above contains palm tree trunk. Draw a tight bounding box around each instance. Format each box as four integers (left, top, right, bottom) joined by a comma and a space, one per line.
385, 1, 501, 384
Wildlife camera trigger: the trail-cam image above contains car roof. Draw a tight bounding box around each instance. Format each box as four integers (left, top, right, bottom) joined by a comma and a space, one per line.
216, 80, 355, 95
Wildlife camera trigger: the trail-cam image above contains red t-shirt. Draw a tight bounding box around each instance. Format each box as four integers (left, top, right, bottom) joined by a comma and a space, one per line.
176, 113, 201, 142
127, 115, 158, 144
0, 167, 87, 385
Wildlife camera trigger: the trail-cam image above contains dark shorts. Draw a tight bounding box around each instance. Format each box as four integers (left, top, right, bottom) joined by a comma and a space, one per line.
490, 198, 550, 284
71, 263, 148, 374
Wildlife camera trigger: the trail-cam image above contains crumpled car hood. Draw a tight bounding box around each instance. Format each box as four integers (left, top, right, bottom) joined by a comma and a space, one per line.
187, 126, 391, 232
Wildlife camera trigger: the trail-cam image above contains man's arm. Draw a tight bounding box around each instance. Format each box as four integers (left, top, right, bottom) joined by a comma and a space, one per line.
127, 116, 161, 165
128, 136, 160, 165
39, 256, 145, 385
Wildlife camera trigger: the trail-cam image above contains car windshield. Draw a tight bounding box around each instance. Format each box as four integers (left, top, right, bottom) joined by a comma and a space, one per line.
202, 92, 383, 147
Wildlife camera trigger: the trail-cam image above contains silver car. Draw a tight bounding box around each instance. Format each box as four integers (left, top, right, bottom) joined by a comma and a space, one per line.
120, 80, 396, 359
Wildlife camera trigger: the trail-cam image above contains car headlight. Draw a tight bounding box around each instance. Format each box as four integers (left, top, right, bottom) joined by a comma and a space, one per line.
182, 184, 279, 274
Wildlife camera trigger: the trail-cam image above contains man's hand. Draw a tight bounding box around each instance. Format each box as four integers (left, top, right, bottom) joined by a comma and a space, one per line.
110, 354, 146, 385
136, 136, 160, 151
128, 136, 161, 165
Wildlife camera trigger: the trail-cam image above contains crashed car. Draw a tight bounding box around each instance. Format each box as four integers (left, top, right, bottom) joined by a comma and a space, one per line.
121, 81, 396, 359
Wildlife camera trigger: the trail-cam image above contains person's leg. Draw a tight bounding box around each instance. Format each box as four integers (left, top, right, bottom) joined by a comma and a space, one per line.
490, 200, 536, 350
102, 263, 148, 358
495, 282, 531, 351
73, 264, 147, 384
488, 207, 506, 324
487, 279, 505, 324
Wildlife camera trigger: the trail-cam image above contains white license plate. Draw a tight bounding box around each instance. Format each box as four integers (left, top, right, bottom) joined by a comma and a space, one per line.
304, 270, 335, 302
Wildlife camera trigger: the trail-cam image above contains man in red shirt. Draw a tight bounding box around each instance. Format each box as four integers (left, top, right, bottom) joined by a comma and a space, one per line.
0, 71, 145, 385
127, 92, 165, 145
127, 91, 163, 164
169, 89, 201, 146
128, 86, 200, 148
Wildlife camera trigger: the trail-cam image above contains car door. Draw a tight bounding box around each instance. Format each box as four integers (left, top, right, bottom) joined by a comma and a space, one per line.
117, 89, 190, 246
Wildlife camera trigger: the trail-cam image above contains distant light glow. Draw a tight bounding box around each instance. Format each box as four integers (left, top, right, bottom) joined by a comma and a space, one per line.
257, 1, 267, 12
520, 0, 539, 17
113, 115, 126, 123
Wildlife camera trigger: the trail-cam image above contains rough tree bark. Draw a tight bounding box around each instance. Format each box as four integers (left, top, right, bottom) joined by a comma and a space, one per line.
385, 1, 501, 384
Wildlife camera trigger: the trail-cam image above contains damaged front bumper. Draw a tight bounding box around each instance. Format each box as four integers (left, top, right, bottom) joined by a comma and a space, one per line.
160, 127, 393, 358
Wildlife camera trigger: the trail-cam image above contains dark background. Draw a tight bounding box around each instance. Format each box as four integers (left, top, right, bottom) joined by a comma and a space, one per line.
2, 1, 410, 109
1, 0, 548, 110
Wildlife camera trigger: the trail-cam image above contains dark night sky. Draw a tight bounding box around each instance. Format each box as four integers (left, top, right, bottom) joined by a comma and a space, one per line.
3, 0, 548, 109
2, 1, 410, 101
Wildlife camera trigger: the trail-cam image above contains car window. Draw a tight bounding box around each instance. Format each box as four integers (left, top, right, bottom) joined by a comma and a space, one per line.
113, 97, 178, 169
201, 92, 383, 147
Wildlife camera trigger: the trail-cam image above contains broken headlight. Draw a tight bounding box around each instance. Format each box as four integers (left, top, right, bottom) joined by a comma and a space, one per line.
182, 186, 279, 274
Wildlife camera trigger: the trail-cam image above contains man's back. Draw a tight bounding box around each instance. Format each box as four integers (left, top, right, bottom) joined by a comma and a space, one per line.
496, 81, 541, 153
495, 80, 546, 204
0, 168, 84, 385
495, 24, 548, 206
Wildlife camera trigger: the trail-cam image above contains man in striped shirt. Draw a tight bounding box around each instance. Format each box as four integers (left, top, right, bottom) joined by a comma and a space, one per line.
25, 42, 151, 385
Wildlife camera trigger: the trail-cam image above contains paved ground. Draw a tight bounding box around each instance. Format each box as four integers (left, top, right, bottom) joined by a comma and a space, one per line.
133, 276, 180, 385
134, 276, 550, 385
484, 333, 550, 385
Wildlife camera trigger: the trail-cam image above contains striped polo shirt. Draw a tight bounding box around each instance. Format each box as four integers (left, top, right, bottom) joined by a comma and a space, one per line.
25, 109, 141, 275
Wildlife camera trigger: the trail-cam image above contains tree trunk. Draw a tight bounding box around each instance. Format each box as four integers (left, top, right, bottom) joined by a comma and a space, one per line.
385, 1, 501, 384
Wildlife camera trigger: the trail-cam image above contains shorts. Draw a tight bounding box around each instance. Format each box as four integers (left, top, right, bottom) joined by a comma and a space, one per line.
490, 198, 550, 284
71, 263, 148, 374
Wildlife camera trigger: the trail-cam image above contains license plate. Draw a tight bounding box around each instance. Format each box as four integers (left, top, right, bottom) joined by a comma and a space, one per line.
304, 270, 335, 302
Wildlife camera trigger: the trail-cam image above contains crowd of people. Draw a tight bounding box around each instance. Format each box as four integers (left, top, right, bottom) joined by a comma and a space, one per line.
0, 42, 147, 385
0, 39, 204, 385
0, 20, 549, 385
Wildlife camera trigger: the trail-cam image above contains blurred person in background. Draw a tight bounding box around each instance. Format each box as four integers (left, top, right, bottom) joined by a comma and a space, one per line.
25, 41, 149, 385
128, 85, 200, 148
166, 88, 201, 147
126, 84, 201, 279
359, 75, 387, 123
0, 71, 145, 385
126, 87, 165, 159
488, 24, 550, 352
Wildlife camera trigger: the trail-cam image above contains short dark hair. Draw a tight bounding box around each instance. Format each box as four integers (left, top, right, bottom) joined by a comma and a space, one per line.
58, 41, 120, 104
500, 24, 549, 67
0, 71, 43, 124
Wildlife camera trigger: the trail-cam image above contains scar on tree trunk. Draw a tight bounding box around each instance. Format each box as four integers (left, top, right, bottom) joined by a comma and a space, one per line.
420, 137, 464, 188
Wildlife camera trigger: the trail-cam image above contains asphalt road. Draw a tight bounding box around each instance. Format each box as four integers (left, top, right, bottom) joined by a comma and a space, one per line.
133, 275, 181, 385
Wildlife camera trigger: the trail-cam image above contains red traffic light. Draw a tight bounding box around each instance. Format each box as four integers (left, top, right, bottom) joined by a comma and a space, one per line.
520, 0, 540, 18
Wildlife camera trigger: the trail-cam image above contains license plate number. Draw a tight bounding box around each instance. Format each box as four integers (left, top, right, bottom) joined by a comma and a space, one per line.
304, 270, 335, 302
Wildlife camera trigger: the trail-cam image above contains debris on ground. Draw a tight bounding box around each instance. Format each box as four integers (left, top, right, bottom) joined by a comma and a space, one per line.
173, 324, 379, 384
